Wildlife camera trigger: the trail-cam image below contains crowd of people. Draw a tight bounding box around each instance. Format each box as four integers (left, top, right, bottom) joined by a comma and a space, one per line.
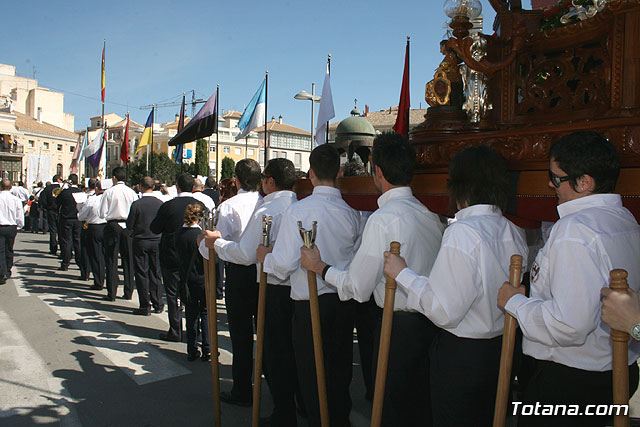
0, 130, 638, 426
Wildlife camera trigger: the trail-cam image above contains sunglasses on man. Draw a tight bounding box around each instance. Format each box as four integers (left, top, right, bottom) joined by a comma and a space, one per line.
549, 170, 571, 188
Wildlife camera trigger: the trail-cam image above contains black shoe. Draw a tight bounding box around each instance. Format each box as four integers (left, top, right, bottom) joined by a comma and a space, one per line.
220, 391, 252, 407
0, 277, 7, 285
133, 308, 151, 316
187, 349, 201, 361
58, 265, 68, 271
158, 332, 181, 342
152, 305, 165, 314
119, 295, 132, 301
49, 250, 57, 256
103, 295, 116, 301
201, 352, 211, 362
90, 285, 103, 290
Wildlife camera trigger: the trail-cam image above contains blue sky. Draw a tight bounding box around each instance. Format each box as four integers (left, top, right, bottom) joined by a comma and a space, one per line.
2, 1, 509, 132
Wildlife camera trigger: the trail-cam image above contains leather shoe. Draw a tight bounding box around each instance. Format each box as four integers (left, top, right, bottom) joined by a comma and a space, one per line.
120, 295, 132, 300
103, 295, 116, 301
201, 352, 211, 362
0, 277, 6, 285
220, 391, 252, 407
133, 308, 151, 316
152, 305, 165, 314
58, 265, 68, 271
187, 349, 201, 361
158, 332, 181, 342
90, 285, 103, 290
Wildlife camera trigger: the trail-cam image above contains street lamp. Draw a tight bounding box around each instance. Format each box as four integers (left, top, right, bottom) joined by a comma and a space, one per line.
294, 84, 321, 148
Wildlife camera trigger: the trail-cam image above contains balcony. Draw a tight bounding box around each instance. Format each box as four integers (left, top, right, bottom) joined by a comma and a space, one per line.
0, 143, 24, 154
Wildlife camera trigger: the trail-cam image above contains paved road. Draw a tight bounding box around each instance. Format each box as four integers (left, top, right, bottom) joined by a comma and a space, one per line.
0, 232, 372, 426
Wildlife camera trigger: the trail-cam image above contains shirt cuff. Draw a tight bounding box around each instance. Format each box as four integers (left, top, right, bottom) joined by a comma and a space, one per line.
213, 238, 229, 261
504, 293, 528, 318
198, 238, 209, 260
324, 267, 339, 287
395, 268, 421, 292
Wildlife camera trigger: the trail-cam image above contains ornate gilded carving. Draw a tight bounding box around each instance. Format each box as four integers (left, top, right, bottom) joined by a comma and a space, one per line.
610, 13, 625, 108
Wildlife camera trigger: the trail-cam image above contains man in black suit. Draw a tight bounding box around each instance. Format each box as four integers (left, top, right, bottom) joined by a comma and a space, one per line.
40, 174, 62, 255
150, 173, 204, 341
56, 174, 85, 274
127, 176, 164, 316
202, 176, 220, 206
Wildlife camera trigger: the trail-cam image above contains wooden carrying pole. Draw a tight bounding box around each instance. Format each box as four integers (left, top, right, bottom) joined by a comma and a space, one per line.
203, 212, 221, 427
299, 221, 329, 427
371, 241, 401, 427
493, 254, 523, 427
610, 269, 630, 427
252, 216, 271, 427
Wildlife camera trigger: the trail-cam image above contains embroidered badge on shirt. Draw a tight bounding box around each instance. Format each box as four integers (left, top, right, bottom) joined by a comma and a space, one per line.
531, 261, 540, 283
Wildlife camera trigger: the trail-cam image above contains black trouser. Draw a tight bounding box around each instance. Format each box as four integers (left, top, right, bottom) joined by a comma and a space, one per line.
161, 266, 182, 339
133, 238, 163, 310
185, 282, 209, 356
263, 285, 298, 426
429, 330, 502, 427
46, 210, 58, 253
103, 221, 134, 299
225, 262, 258, 400
85, 223, 106, 289
372, 310, 439, 427
293, 294, 354, 427
216, 258, 223, 298
354, 298, 377, 399
59, 217, 83, 274
0, 225, 17, 278
79, 226, 91, 278
517, 356, 639, 427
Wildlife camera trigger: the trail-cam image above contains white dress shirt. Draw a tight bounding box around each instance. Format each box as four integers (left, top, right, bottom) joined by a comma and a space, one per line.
0, 191, 25, 228
151, 190, 171, 202
215, 189, 263, 242
505, 194, 640, 371
10, 186, 29, 203
325, 186, 444, 311
78, 193, 107, 224
263, 186, 361, 301
202, 190, 298, 285
395, 204, 528, 338
98, 181, 138, 223
192, 191, 216, 213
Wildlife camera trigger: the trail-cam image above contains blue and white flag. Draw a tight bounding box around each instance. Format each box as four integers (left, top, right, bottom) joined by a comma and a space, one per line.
236, 79, 266, 141
315, 63, 335, 146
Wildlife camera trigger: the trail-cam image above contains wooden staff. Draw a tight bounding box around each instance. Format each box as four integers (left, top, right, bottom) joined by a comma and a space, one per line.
610, 269, 630, 427
202, 211, 221, 427
252, 216, 272, 427
299, 221, 329, 427
371, 241, 401, 427
493, 254, 523, 427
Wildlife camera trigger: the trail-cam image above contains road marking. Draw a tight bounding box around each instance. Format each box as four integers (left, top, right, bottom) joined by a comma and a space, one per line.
37, 292, 191, 386
0, 308, 82, 426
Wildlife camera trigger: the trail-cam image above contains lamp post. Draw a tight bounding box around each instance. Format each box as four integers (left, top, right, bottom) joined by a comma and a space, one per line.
294, 84, 321, 149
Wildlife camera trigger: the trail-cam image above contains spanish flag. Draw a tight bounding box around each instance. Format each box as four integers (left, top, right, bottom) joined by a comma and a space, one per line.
136, 108, 154, 154
101, 41, 105, 102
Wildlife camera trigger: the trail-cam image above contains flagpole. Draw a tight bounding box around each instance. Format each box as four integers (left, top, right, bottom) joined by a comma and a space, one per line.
216, 84, 220, 182
101, 40, 105, 179
326, 54, 330, 144
264, 71, 269, 166
406, 36, 410, 137
125, 112, 129, 182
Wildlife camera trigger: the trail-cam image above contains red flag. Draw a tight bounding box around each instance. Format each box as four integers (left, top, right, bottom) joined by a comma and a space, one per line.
393, 37, 410, 136
120, 113, 130, 164
101, 42, 105, 102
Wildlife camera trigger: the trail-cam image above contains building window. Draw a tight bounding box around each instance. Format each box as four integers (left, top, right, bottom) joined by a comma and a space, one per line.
43, 142, 50, 150
235, 147, 241, 155
272, 150, 278, 158
248, 148, 255, 156
96, 120, 101, 127
223, 146, 230, 154
281, 151, 287, 159
28, 140, 35, 148
295, 153, 301, 168
57, 144, 63, 151
69, 146, 74, 153
56, 163, 63, 176
209, 144, 216, 153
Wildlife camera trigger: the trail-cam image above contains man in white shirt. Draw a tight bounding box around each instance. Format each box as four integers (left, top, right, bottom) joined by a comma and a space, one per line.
78, 179, 106, 291
99, 167, 138, 301
498, 131, 640, 427
257, 144, 361, 427
0, 179, 24, 284
201, 158, 298, 425
300, 133, 444, 426
209, 158, 262, 406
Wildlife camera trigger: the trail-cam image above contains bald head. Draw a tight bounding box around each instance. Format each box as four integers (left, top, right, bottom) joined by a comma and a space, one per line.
0, 179, 11, 191
140, 176, 154, 193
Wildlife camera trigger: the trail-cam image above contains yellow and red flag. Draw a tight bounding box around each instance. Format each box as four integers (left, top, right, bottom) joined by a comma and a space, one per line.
101, 41, 105, 102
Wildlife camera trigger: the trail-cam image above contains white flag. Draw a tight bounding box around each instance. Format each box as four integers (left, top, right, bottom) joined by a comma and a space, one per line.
315, 63, 335, 146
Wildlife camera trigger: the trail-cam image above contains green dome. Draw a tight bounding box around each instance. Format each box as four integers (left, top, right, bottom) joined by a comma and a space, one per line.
335, 116, 375, 142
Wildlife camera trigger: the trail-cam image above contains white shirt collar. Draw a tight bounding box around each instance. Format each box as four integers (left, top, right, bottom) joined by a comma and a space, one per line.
263, 189, 296, 203
556, 193, 621, 218
312, 185, 341, 197
454, 204, 502, 221
377, 186, 412, 208
177, 192, 193, 197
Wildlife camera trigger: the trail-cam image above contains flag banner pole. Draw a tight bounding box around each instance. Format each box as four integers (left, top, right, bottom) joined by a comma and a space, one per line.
265, 71, 269, 166
326, 55, 330, 144
216, 85, 220, 182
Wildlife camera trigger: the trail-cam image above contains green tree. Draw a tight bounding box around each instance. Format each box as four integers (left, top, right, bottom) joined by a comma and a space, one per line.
221, 156, 235, 179
129, 151, 180, 185
193, 138, 209, 176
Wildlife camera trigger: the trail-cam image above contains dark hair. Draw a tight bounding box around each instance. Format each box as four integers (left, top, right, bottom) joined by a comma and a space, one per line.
88, 178, 98, 190
153, 179, 162, 191
52, 174, 61, 182
235, 158, 261, 191
447, 145, 509, 213
549, 131, 619, 193
371, 132, 415, 185
205, 176, 216, 189
140, 176, 154, 191
184, 203, 204, 226
176, 173, 195, 192
263, 158, 296, 190
219, 178, 237, 203
112, 166, 126, 182
68, 174, 79, 185
309, 144, 340, 181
